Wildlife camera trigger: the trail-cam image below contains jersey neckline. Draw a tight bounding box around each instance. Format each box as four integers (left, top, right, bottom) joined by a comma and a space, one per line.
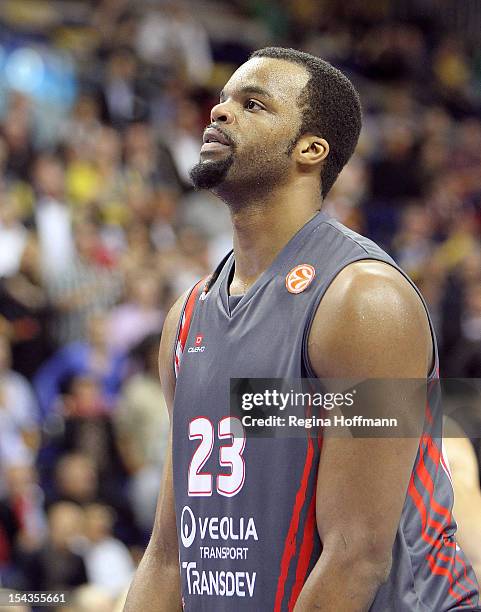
218, 209, 329, 318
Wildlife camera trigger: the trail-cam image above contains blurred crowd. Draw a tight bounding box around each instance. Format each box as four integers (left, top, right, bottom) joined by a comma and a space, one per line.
0, 0, 480, 609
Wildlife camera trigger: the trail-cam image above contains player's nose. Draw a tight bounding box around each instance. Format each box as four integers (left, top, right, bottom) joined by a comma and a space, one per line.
210, 102, 234, 125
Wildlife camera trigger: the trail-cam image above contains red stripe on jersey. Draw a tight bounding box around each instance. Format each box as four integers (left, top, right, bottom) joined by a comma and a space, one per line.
287, 491, 317, 611
416, 443, 459, 557
422, 438, 476, 588
425, 400, 433, 425
409, 446, 453, 567
174, 278, 206, 377
440, 530, 478, 589
179, 280, 204, 349
288, 434, 323, 610
410, 438, 476, 600
407, 469, 453, 569
416, 438, 452, 525
427, 554, 472, 605
274, 434, 315, 612
432, 549, 476, 596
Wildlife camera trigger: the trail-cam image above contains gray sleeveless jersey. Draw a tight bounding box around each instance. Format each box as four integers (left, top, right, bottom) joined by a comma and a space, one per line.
172, 210, 480, 611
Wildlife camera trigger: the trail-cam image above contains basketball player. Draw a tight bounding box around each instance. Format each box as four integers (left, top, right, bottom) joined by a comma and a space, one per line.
124, 48, 480, 611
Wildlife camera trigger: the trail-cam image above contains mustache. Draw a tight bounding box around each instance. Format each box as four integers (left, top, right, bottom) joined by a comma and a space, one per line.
204, 124, 236, 147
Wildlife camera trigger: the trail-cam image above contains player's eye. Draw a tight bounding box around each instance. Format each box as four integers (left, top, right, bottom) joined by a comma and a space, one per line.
245, 99, 264, 111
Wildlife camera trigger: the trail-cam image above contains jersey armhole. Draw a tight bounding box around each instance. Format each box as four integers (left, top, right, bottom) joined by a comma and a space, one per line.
173, 278, 208, 379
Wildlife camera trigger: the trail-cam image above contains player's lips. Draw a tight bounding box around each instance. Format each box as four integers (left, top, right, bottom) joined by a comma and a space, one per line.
201, 127, 232, 153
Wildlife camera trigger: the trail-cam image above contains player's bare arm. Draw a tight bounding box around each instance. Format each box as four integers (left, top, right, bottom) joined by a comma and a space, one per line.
444, 421, 481, 583
294, 260, 433, 611
123, 290, 189, 612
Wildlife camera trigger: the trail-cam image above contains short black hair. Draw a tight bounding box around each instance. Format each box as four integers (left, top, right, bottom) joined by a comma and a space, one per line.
250, 47, 362, 198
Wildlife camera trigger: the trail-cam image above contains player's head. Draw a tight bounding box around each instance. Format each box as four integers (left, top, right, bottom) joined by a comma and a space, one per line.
190, 47, 362, 202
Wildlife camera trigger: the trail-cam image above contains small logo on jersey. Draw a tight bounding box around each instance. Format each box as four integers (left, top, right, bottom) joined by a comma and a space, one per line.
199, 284, 208, 301
285, 264, 316, 294
199, 277, 211, 301
188, 334, 206, 353
180, 505, 196, 548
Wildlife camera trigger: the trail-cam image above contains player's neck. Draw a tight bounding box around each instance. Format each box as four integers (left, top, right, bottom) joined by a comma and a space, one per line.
228, 185, 321, 295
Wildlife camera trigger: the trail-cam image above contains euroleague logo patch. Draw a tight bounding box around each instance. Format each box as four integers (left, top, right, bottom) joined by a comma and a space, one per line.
285, 264, 316, 294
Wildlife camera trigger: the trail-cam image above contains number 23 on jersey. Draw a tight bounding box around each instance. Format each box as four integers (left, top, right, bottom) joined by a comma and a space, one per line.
188, 416, 246, 497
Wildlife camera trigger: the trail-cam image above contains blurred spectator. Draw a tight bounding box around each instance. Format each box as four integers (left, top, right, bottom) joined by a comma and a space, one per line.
393, 204, 435, 282
135, 1, 213, 85
0, 494, 20, 574
124, 123, 159, 186
47, 220, 122, 346
34, 314, 126, 421
0, 236, 52, 378
1, 465, 47, 558
40, 376, 127, 498
21, 502, 87, 591
462, 284, 481, 343
107, 271, 164, 353
114, 334, 169, 532
82, 503, 134, 596
65, 126, 126, 224
150, 188, 178, 253
2, 94, 34, 183
0, 335, 39, 480
451, 282, 481, 377
157, 225, 212, 296
99, 48, 148, 129
61, 94, 102, 161
49, 453, 138, 547
62, 375, 111, 419
32, 154, 75, 283
0, 197, 28, 279
369, 122, 422, 202
118, 221, 157, 276
167, 99, 203, 186
52, 454, 99, 508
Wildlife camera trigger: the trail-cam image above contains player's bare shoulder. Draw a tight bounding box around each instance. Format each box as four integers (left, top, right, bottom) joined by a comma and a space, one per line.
308, 259, 433, 378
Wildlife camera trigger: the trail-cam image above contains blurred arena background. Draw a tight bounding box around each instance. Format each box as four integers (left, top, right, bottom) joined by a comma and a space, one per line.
0, 0, 480, 610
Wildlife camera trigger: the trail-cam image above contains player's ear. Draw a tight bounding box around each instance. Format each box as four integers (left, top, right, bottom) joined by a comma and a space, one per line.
293, 136, 329, 167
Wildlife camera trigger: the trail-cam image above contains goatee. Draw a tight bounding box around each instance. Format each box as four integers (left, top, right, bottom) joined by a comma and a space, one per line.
189, 154, 234, 190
